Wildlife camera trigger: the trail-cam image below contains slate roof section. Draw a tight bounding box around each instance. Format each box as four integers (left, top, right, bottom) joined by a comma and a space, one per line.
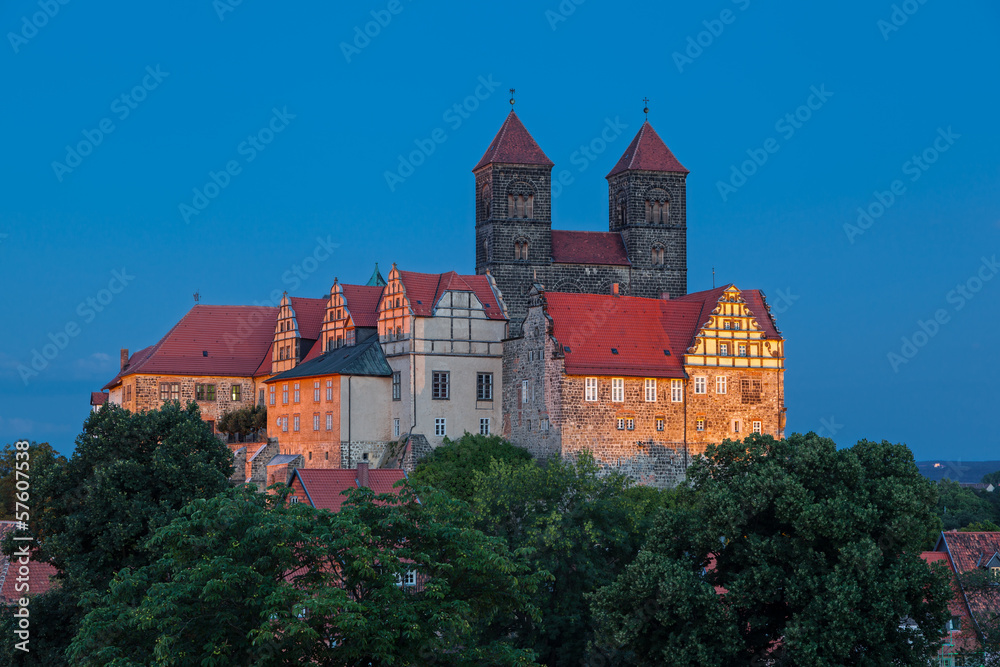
265, 337, 392, 383
102, 305, 278, 389
473, 111, 554, 170
606, 121, 688, 177
398, 271, 506, 320
551, 230, 631, 266
292, 468, 407, 512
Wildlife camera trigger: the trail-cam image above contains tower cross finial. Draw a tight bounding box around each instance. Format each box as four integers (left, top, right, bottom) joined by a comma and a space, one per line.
510, 88, 516, 108
643, 97, 649, 120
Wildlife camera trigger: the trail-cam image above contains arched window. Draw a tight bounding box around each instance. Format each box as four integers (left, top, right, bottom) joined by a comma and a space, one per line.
507, 182, 536, 219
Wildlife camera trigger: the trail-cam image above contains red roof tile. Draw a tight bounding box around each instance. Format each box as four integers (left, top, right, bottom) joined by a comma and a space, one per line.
90, 391, 108, 406
473, 111, 553, 171
673, 285, 781, 341
341, 284, 384, 328
288, 297, 327, 340
293, 468, 406, 512
606, 121, 688, 177
103, 305, 278, 389
551, 230, 630, 266
0, 522, 58, 604
399, 271, 506, 320
937, 531, 1000, 634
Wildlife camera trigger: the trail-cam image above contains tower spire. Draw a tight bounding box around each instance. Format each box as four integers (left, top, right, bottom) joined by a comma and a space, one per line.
509, 88, 516, 108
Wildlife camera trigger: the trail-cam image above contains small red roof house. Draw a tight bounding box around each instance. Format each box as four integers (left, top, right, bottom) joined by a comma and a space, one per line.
929, 530, 1000, 656
287, 463, 407, 513
0, 522, 58, 605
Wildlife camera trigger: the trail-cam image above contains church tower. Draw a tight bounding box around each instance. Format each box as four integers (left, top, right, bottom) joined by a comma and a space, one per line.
474, 110, 554, 332
606, 121, 688, 299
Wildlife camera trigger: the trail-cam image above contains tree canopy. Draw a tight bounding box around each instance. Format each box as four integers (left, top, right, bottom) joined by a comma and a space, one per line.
0, 441, 65, 521
409, 432, 533, 502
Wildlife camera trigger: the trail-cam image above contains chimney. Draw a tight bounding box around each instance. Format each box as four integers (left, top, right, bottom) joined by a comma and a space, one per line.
612, 283, 619, 296
120, 348, 129, 370
357, 461, 369, 489
660, 292, 671, 300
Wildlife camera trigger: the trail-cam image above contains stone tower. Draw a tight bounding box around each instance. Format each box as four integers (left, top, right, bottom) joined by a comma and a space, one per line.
473, 111, 554, 330
606, 121, 688, 299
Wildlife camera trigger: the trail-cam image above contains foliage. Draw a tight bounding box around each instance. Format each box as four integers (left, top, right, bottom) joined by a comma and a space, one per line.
983, 469, 1000, 486
593, 433, 953, 666
473, 452, 674, 666
69, 483, 544, 666
410, 432, 533, 502
953, 568, 1000, 667
2, 402, 234, 665
0, 441, 65, 521
937, 479, 1000, 531
217, 403, 267, 438
959, 520, 1000, 532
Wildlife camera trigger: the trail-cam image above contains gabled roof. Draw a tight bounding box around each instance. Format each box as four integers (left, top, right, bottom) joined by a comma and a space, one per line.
90, 391, 108, 406
265, 336, 392, 383
936, 531, 1000, 635
673, 285, 782, 341
398, 270, 506, 320
103, 305, 278, 389
473, 111, 553, 171
551, 230, 630, 266
606, 121, 688, 177
291, 468, 407, 512
341, 284, 384, 328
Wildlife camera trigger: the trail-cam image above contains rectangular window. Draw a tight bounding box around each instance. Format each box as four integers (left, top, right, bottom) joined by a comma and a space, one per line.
720, 343, 729, 356
585, 377, 598, 401
313, 381, 320, 402
434, 418, 446, 437
293, 415, 300, 432
616, 418, 625, 430
392, 372, 401, 401
293, 383, 300, 403
753, 420, 762, 434
281, 417, 288, 433
612, 378, 624, 403
269, 386, 276, 406
326, 414, 333, 431
733, 420, 741, 434
947, 616, 962, 632
231, 385, 241, 401
694, 377, 706, 394
733, 321, 741, 331
480, 418, 490, 435
326, 379, 334, 401
625, 418, 635, 430
432, 372, 450, 400
540, 418, 549, 432
393, 418, 400, 437
521, 379, 530, 403
739, 344, 748, 357
313, 414, 320, 431
644, 378, 656, 402
723, 321, 731, 330
477, 373, 493, 401
160, 383, 169, 401
697, 418, 705, 432
282, 384, 289, 405
656, 417, 664, 431
195, 384, 216, 401
671, 379, 683, 403
403, 570, 417, 587
717, 376, 727, 394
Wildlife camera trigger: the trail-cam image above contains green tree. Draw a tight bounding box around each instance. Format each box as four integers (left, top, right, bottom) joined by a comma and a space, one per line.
69, 483, 543, 666
959, 520, 1000, 532
937, 479, 999, 530
0, 441, 65, 520
0, 402, 234, 665
410, 432, 533, 502
473, 453, 673, 666
593, 433, 953, 666
217, 403, 267, 441
983, 469, 1000, 486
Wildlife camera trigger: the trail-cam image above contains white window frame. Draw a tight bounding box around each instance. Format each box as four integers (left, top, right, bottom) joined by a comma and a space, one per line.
293, 415, 300, 432
314, 381, 320, 402
313, 414, 320, 431
753, 420, 762, 434
656, 417, 664, 431
739, 344, 748, 357
282, 384, 289, 404
282, 416, 288, 432
625, 418, 635, 430
393, 418, 400, 437
671, 379, 683, 403
616, 418, 625, 430
521, 380, 530, 404
694, 377, 706, 395
611, 378, 624, 403
716, 376, 727, 394
293, 383, 300, 403
434, 418, 446, 437
480, 418, 490, 435
540, 418, 549, 432
585, 377, 598, 401
326, 414, 333, 431
269, 386, 275, 406
326, 379, 334, 401
696, 418, 705, 432
644, 378, 656, 402
719, 343, 729, 356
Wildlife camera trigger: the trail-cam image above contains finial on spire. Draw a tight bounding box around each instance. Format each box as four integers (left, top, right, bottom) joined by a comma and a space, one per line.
642, 97, 649, 121
509, 88, 516, 108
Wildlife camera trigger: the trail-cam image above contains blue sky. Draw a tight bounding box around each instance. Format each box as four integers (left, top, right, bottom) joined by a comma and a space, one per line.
2, 0, 998, 461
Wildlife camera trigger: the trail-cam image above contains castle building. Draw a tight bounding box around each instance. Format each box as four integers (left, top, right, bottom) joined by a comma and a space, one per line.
475, 111, 688, 334
502, 284, 785, 487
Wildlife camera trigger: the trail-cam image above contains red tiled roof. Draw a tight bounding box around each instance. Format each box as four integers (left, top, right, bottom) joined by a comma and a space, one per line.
673, 285, 782, 341
399, 271, 506, 320
0, 522, 58, 604
90, 391, 108, 406
551, 230, 630, 266
473, 111, 553, 171
293, 468, 406, 512
606, 121, 688, 177
341, 284, 385, 328
288, 297, 327, 340
102, 305, 278, 389
254, 342, 275, 377
938, 531, 1000, 636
